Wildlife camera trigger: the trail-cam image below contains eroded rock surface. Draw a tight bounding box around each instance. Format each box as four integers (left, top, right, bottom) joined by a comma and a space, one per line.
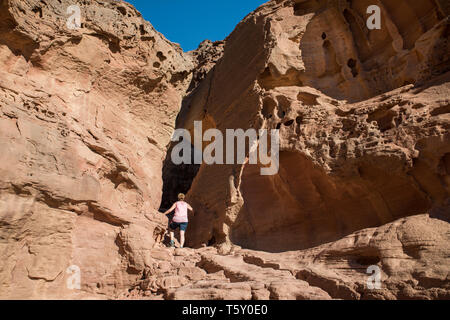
0, 0, 449, 300
0, 0, 193, 299
123, 214, 449, 300
175, 0, 450, 299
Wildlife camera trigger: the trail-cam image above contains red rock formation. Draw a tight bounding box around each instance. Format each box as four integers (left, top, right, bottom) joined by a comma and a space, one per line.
182, 0, 450, 249
173, 0, 450, 299
0, 0, 449, 300
0, 0, 193, 299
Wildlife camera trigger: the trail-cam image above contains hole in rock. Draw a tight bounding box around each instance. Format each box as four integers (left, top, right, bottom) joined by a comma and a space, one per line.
328, 248, 382, 272
293, 0, 325, 16
262, 97, 277, 119
276, 95, 291, 113
394, 115, 403, 127
297, 92, 318, 106
207, 236, 216, 247
296, 0, 445, 103
157, 51, 167, 62
139, 25, 146, 35
367, 109, 397, 132
431, 104, 450, 116
402, 245, 422, 259
355, 256, 381, 266
32, 7, 43, 18
347, 58, 358, 77
257, 66, 304, 90
347, 58, 356, 68
69, 37, 82, 45
284, 119, 294, 126
109, 40, 120, 54
117, 7, 127, 16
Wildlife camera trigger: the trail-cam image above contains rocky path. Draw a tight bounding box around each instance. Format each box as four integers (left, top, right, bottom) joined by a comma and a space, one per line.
121, 213, 449, 300
123, 246, 332, 300
0, 0, 448, 300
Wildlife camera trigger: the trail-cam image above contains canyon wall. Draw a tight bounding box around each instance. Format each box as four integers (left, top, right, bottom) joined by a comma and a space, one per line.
173, 0, 450, 299
0, 0, 194, 298
0, 0, 449, 300
181, 0, 450, 250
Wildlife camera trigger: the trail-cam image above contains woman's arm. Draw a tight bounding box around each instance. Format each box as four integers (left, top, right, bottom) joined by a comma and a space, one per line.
163, 203, 176, 215
187, 203, 194, 213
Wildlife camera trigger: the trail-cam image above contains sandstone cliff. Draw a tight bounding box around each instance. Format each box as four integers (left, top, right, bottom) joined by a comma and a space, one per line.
0, 0, 449, 300
0, 0, 194, 298
176, 0, 450, 299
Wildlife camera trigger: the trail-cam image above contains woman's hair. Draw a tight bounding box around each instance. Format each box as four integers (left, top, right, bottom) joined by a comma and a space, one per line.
178, 193, 185, 201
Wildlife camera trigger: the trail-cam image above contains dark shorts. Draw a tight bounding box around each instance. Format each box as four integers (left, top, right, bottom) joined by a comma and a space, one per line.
169, 222, 188, 231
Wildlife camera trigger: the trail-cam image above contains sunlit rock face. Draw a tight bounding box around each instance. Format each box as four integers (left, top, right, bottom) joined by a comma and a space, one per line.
0, 0, 449, 300
176, 0, 450, 298
260, 0, 450, 103
181, 0, 449, 252
0, 0, 194, 299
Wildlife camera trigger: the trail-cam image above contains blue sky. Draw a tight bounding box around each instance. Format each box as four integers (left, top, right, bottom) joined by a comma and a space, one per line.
127, 0, 267, 52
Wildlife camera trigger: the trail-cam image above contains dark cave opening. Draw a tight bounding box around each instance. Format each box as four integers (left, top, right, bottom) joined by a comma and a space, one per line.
159, 143, 200, 211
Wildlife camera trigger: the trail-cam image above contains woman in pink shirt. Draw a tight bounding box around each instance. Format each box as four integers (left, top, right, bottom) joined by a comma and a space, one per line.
163, 193, 194, 248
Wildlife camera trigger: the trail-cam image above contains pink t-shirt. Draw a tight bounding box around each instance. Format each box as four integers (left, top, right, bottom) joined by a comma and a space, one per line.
172, 201, 188, 223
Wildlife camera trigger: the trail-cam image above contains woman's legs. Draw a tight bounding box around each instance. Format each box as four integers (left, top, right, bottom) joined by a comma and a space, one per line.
169, 231, 175, 247
169, 222, 187, 248
180, 231, 185, 248
168, 223, 176, 247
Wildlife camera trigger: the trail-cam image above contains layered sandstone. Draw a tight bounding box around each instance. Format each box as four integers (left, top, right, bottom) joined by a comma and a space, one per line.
0, 0, 193, 299
181, 0, 450, 246
0, 0, 449, 300
173, 0, 450, 299
125, 214, 449, 300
